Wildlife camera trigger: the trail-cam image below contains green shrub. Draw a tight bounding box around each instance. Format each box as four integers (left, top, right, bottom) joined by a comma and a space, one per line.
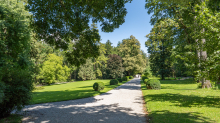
144, 79, 149, 84
38, 54, 70, 85
117, 78, 122, 82
110, 79, 119, 85
0, 1, 34, 118
93, 82, 105, 91
146, 79, 161, 90
122, 76, 128, 81
129, 76, 133, 79
126, 76, 129, 80
141, 75, 148, 82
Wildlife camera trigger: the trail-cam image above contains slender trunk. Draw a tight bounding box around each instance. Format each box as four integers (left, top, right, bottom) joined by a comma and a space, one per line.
195, 1, 211, 88
74, 70, 76, 80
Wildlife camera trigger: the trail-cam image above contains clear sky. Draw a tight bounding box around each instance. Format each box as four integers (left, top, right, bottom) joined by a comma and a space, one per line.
95, 0, 153, 54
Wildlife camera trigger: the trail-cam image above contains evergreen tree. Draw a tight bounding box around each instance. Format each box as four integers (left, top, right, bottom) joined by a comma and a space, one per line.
105, 40, 113, 57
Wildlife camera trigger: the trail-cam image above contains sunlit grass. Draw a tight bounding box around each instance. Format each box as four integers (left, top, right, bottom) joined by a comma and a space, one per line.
141, 78, 220, 123
31, 79, 129, 104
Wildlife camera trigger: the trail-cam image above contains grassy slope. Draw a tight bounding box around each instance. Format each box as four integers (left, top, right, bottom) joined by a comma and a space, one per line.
141, 78, 220, 123
31, 79, 128, 104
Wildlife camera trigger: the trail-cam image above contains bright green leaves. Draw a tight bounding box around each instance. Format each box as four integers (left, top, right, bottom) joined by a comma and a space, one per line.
78, 59, 95, 80
38, 54, 70, 84
119, 35, 146, 75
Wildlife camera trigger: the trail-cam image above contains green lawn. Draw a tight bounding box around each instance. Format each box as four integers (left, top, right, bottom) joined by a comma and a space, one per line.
0, 114, 22, 123
141, 78, 220, 123
31, 79, 128, 104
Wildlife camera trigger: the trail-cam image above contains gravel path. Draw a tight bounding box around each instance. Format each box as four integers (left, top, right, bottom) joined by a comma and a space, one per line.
21, 78, 147, 123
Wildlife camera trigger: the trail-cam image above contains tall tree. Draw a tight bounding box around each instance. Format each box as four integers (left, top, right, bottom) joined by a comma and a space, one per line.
119, 35, 146, 76
78, 59, 95, 81
38, 54, 70, 84
145, 0, 219, 87
26, 0, 132, 66
0, 0, 34, 118
105, 40, 113, 57
107, 54, 123, 79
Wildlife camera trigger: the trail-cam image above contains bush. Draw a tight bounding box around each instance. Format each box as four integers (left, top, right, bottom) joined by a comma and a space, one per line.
144, 79, 149, 84
0, 1, 34, 118
126, 76, 130, 80
93, 82, 105, 91
129, 76, 134, 79
117, 78, 122, 82
110, 79, 119, 85
38, 54, 70, 85
122, 76, 128, 81
141, 75, 148, 82
146, 79, 161, 90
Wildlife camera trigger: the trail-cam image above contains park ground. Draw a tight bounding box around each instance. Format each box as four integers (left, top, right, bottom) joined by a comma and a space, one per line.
141, 77, 220, 123
1, 78, 220, 123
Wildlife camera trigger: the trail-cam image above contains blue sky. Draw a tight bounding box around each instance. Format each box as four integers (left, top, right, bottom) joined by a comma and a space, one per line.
96, 0, 153, 54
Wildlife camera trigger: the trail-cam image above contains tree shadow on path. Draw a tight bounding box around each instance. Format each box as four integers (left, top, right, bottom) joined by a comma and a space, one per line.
21, 78, 146, 123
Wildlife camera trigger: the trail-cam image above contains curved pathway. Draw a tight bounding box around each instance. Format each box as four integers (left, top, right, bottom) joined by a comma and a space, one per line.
21, 78, 147, 123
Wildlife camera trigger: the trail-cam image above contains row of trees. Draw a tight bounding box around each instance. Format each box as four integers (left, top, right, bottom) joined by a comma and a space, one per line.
145, 0, 220, 88
30, 32, 148, 84
1, 0, 134, 118
62, 35, 148, 82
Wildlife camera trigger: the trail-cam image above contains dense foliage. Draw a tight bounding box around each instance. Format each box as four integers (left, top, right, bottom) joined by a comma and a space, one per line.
119, 35, 146, 76
26, 0, 132, 66
107, 54, 123, 79
145, 0, 220, 88
122, 76, 128, 81
110, 79, 119, 85
146, 79, 161, 90
38, 54, 70, 84
117, 78, 123, 82
0, 0, 34, 118
78, 59, 95, 81
93, 82, 105, 91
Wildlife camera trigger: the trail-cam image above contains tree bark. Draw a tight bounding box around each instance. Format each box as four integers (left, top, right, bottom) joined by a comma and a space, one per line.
195, 3, 211, 88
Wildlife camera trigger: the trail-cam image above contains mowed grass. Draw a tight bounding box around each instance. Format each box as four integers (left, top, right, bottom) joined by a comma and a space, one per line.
31, 79, 128, 104
0, 114, 22, 123
141, 78, 220, 123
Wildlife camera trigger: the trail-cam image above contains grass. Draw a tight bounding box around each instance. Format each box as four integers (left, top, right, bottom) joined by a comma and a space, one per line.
141, 77, 220, 123
31, 79, 129, 104
0, 114, 22, 123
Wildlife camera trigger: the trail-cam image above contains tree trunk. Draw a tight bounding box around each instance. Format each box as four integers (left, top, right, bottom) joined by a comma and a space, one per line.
195, 7, 211, 88
74, 70, 76, 80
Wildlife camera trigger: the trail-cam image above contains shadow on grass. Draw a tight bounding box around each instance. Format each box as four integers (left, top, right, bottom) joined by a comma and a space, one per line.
20, 78, 146, 123
31, 79, 139, 105
145, 93, 220, 108
31, 89, 112, 105
149, 110, 215, 123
